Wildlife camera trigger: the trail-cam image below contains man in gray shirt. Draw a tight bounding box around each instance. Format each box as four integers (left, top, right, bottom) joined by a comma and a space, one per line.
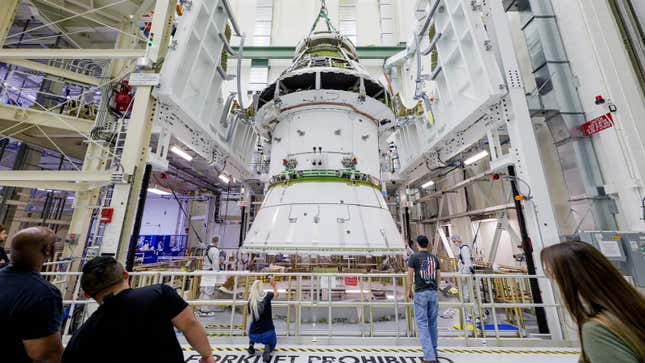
407, 235, 441, 363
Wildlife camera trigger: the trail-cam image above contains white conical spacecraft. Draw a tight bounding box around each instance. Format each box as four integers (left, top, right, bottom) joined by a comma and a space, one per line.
241, 12, 404, 256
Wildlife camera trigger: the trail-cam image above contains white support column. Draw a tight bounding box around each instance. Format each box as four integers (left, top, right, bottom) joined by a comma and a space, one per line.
98, 0, 176, 262
488, 0, 565, 340
100, 86, 154, 257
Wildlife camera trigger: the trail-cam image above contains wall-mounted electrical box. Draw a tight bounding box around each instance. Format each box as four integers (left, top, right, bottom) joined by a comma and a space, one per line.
578, 231, 645, 288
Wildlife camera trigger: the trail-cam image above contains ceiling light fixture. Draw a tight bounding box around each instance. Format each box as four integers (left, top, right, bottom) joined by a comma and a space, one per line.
147, 187, 171, 196
464, 150, 489, 166
170, 145, 193, 161
421, 180, 435, 189
218, 174, 230, 184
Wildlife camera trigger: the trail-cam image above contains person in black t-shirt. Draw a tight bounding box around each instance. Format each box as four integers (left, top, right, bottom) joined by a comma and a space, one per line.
0, 227, 64, 363
407, 235, 441, 363
62, 257, 214, 363
247, 277, 279, 362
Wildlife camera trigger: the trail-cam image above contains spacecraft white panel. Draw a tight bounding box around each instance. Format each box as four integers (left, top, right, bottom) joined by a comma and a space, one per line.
394, 0, 506, 174
268, 107, 380, 178
243, 182, 403, 256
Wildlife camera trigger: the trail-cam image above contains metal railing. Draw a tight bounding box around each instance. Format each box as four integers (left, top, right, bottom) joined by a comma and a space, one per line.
42, 271, 566, 343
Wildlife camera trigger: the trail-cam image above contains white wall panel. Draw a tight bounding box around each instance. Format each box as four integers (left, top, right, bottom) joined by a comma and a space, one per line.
271, 0, 320, 44
550, 0, 645, 231
141, 197, 185, 235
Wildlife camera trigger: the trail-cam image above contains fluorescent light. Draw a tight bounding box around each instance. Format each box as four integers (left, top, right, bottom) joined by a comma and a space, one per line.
421, 180, 435, 189
464, 150, 489, 166
218, 174, 230, 184
148, 187, 171, 195
170, 146, 193, 161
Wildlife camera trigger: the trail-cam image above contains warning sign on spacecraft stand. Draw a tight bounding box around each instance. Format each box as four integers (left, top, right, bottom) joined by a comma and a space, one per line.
580, 112, 615, 136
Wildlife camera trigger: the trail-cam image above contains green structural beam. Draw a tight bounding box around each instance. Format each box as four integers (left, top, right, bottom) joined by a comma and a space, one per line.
233, 46, 405, 60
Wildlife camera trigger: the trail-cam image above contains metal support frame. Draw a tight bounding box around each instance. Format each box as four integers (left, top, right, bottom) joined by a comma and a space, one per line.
487, 211, 522, 264
0, 142, 27, 224
0, 170, 113, 192
0, 59, 101, 86
45, 270, 576, 346
0, 49, 146, 59
0, 0, 19, 45
62, 23, 140, 267
30, 0, 126, 26
148, 126, 170, 171
0, 103, 95, 133
486, 0, 564, 340
430, 194, 450, 256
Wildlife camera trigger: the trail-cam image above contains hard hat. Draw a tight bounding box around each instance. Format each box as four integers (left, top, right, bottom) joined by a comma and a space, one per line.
450, 234, 462, 242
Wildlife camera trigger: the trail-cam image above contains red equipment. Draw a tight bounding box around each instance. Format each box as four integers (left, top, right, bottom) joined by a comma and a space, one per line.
114, 80, 133, 113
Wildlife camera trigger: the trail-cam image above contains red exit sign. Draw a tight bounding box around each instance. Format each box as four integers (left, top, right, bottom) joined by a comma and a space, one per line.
580, 112, 615, 136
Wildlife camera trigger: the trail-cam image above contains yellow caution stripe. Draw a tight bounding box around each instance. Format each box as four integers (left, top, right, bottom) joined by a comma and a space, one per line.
183, 347, 579, 355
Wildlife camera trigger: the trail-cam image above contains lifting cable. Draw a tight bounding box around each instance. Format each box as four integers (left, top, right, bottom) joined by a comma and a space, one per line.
308, 0, 338, 36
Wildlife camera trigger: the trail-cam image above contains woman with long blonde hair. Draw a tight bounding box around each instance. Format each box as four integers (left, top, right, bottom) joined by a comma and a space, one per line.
541, 241, 645, 363
247, 276, 279, 362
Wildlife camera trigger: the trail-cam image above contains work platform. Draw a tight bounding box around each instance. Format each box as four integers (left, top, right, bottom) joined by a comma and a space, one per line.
181, 345, 580, 363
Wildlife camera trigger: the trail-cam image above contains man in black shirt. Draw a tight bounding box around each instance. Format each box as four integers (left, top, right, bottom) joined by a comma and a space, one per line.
62, 257, 214, 363
0, 227, 64, 363
407, 235, 441, 363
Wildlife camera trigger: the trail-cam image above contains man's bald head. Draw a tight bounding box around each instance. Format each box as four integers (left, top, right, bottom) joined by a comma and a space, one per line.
10, 227, 56, 270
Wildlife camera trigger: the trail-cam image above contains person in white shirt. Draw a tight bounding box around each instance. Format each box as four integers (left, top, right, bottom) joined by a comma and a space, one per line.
451, 235, 473, 275
451, 234, 474, 310
203, 237, 220, 272
199, 237, 221, 314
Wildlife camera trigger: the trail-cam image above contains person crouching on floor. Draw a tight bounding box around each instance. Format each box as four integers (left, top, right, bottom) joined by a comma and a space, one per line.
247, 276, 279, 362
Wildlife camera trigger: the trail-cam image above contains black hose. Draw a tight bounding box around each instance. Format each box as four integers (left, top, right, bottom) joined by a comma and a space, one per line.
125, 164, 152, 271
508, 165, 549, 334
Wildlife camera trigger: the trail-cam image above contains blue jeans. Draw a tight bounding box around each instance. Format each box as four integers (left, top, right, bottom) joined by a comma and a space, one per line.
249, 329, 277, 352
414, 289, 438, 361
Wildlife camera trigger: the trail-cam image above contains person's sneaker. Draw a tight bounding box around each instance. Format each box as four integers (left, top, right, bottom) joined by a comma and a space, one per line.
247, 345, 256, 355
263, 349, 271, 362
419, 357, 437, 363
